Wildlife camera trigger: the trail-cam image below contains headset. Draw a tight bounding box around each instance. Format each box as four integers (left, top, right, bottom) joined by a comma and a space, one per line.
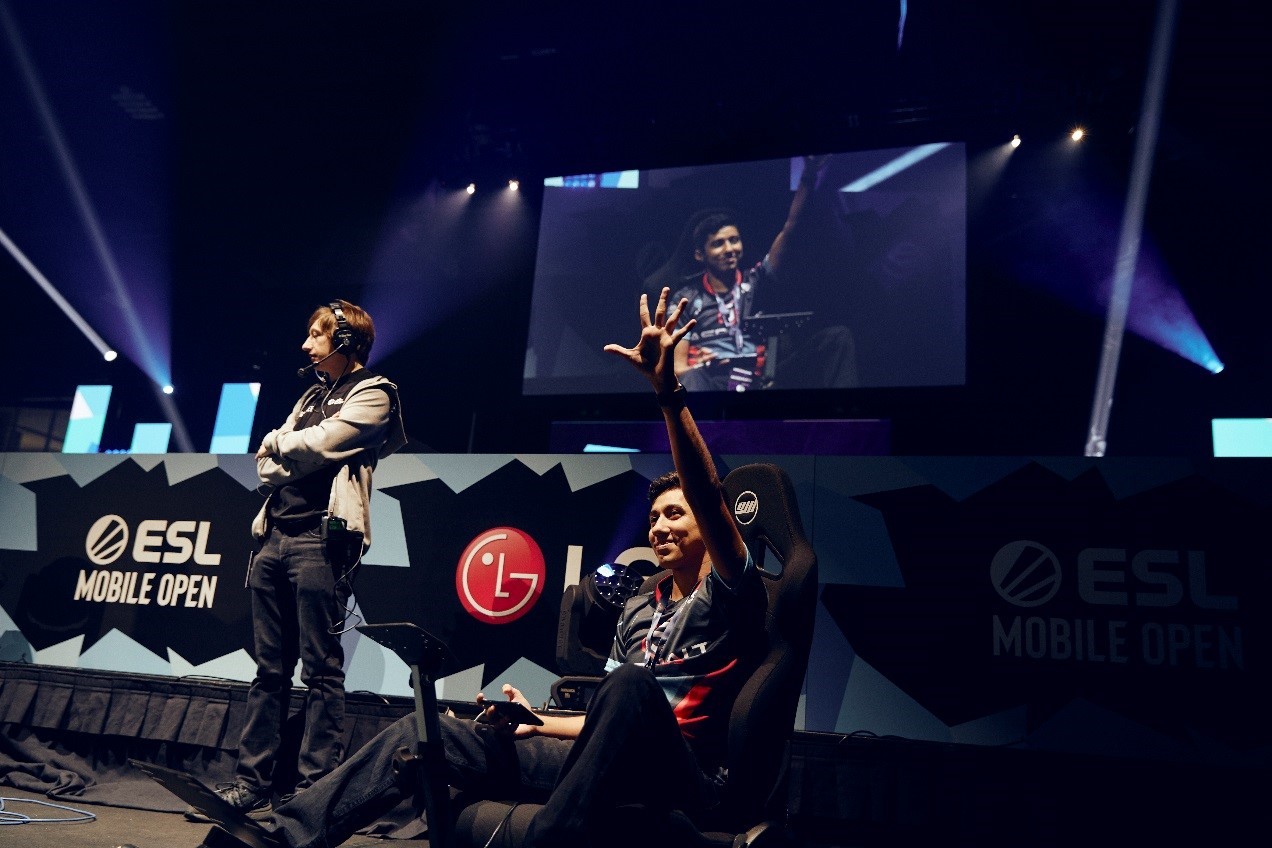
328, 301, 359, 354
298, 301, 366, 379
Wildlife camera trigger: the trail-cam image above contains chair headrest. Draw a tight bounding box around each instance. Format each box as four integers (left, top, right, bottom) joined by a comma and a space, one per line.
721, 463, 810, 572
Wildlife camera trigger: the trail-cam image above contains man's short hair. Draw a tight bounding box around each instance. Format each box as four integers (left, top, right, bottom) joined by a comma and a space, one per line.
692, 212, 739, 256
308, 299, 375, 364
648, 471, 681, 504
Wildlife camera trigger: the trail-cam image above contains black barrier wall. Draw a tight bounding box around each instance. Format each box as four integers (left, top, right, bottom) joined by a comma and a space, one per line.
1, 453, 1268, 771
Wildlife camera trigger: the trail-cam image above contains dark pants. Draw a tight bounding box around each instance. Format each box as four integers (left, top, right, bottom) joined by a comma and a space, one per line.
237, 525, 351, 793
524, 663, 718, 848
776, 325, 858, 389
272, 664, 716, 848
272, 712, 570, 848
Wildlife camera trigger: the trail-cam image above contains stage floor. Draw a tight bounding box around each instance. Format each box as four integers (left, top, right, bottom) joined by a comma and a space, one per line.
0, 785, 393, 848
0, 784, 863, 848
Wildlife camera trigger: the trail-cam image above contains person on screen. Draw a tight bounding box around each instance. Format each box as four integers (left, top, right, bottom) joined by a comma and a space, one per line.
197, 289, 763, 848
188, 300, 406, 824
644, 154, 857, 391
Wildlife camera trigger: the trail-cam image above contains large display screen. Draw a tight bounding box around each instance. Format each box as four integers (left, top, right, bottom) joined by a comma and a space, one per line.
523, 144, 966, 395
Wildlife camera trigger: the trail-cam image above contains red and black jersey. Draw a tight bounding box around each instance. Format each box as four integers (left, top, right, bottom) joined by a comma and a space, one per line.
606, 556, 764, 770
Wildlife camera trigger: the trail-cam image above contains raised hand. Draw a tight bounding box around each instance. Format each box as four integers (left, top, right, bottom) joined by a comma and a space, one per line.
803, 153, 830, 178
603, 287, 696, 394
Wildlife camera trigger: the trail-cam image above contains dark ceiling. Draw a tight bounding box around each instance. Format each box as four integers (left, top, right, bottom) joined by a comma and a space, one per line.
3, 0, 1268, 456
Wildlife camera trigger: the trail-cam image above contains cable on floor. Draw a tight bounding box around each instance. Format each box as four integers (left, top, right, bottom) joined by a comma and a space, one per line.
0, 796, 98, 825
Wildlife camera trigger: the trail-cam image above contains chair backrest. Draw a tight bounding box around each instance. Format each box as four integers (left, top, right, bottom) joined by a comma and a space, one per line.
716, 462, 818, 826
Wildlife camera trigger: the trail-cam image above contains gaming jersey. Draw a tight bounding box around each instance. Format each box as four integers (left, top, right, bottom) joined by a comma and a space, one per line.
670, 257, 774, 362
606, 555, 764, 769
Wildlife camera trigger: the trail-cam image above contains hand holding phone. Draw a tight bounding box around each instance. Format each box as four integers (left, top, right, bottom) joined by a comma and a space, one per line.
475, 699, 544, 727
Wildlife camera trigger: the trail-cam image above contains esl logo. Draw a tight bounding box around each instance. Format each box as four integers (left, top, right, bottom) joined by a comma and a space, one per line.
733, 490, 759, 525
990, 540, 1062, 608
85, 515, 222, 566
86, 515, 130, 565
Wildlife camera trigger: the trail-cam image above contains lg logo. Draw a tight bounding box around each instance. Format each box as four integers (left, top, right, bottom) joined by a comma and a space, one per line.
85, 515, 222, 566
456, 527, 546, 624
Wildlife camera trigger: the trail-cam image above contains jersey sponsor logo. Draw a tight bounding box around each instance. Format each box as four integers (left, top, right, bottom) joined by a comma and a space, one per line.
732, 491, 759, 525
456, 527, 545, 624
326, 397, 345, 406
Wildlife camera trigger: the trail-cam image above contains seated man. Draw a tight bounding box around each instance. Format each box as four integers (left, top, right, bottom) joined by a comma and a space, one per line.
211, 288, 763, 848
657, 157, 856, 392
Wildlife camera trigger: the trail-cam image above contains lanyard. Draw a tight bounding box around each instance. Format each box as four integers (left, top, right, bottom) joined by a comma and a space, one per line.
702, 271, 745, 351
643, 580, 701, 668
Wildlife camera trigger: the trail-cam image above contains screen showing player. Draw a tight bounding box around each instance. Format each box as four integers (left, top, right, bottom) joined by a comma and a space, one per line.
523, 144, 966, 395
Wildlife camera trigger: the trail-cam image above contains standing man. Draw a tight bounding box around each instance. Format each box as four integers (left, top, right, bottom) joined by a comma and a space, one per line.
190, 299, 406, 821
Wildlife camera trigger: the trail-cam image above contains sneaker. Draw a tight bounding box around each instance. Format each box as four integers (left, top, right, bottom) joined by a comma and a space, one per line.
184, 781, 273, 823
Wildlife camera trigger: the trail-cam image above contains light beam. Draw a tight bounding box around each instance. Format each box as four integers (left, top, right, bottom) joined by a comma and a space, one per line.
1085, 0, 1180, 457
0, 226, 116, 360
840, 143, 951, 192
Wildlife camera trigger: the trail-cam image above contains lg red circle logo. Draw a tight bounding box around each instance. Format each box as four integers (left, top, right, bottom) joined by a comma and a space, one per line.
455, 527, 546, 624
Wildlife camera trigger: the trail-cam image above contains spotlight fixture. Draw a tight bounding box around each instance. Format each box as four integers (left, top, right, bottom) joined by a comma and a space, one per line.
1070, 127, 1086, 142
465, 183, 476, 195
103, 349, 118, 362
161, 384, 174, 395
1010, 134, 1021, 148
508, 179, 520, 191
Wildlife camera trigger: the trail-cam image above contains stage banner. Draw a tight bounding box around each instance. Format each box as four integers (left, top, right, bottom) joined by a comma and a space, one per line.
808, 456, 1271, 768
1, 453, 1268, 769
0, 453, 698, 712
0, 455, 260, 672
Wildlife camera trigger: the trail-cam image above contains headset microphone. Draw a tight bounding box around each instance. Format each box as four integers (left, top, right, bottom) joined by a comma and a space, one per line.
296, 343, 348, 378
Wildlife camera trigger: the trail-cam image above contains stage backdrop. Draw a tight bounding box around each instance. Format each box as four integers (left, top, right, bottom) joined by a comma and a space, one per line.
1, 453, 1267, 770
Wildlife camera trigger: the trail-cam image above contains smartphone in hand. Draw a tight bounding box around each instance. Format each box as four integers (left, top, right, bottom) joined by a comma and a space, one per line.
475, 700, 544, 726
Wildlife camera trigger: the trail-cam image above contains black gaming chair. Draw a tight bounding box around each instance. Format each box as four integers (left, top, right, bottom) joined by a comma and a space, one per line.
454, 462, 819, 847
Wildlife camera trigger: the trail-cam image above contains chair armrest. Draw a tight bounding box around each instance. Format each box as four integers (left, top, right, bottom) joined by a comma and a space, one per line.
550, 675, 604, 711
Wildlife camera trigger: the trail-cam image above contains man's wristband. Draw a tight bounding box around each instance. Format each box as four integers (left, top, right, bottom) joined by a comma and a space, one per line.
656, 384, 687, 408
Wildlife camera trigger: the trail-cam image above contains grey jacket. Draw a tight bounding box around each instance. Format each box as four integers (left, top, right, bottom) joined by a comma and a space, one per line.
251, 373, 407, 550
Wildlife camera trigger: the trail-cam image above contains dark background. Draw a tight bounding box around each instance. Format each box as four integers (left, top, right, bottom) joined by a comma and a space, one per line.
2, 0, 1267, 457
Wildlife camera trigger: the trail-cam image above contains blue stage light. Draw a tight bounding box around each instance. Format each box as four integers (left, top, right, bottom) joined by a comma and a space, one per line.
583, 444, 640, 453
209, 382, 261, 453
544, 170, 639, 189
839, 143, 951, 193
129, 422, 172, 453
1213, 419, 1272, 457
63, 385, 112, 453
